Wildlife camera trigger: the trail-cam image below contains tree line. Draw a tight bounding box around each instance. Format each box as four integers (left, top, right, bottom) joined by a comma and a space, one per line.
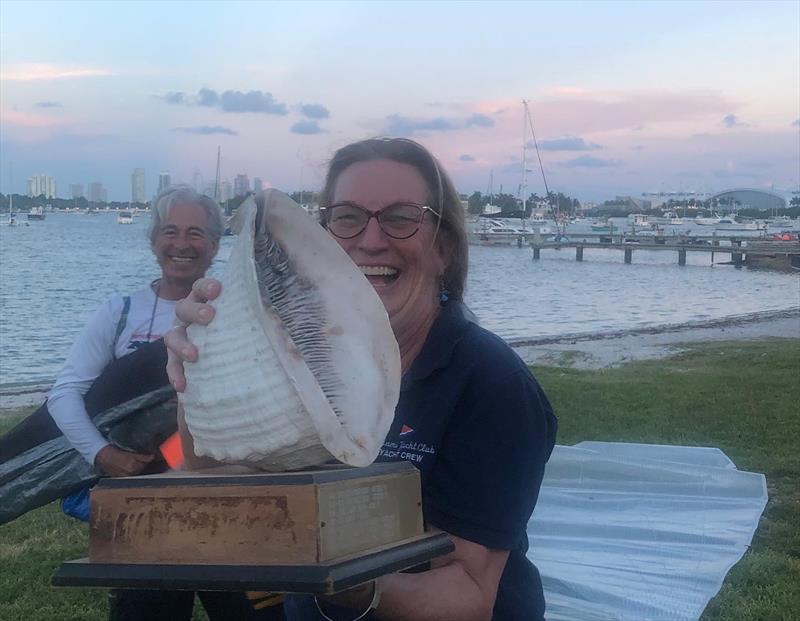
465, 191, 581, 217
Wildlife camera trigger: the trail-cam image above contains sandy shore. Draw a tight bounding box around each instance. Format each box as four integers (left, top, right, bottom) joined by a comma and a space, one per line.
2, 308, 798, 411
510, 308, 800, 369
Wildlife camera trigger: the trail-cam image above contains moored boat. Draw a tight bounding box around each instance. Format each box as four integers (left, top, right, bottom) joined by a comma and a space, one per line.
694, 214, 721, 225
715, 217, 765, 231
27, 207, 46, 221
590, 219, 613, 232
651, 211, 684, 225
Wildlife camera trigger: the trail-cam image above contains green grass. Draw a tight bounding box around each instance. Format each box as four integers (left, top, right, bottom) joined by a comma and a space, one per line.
1, 339, 798, 620
534, 338, 800, 621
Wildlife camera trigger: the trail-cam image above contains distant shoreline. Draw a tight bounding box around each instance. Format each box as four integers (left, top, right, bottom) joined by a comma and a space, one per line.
2, 308, 798, 409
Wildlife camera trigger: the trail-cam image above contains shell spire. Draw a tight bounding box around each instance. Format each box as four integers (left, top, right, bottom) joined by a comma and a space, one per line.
180, 190, 400, 470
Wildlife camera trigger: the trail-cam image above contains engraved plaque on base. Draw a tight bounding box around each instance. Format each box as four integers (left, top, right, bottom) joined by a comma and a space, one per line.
89, 461, 423, 565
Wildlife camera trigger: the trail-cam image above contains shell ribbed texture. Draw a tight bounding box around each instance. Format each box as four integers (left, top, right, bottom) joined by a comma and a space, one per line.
181, 198, 334, 469
180, 192, 401, 471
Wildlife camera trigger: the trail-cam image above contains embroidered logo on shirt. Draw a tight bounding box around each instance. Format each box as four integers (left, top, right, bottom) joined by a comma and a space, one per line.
400, 424, 414, 436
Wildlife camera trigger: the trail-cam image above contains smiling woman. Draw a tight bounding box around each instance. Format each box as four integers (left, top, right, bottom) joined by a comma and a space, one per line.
44, 184, 227, 620
49, 185, 223, 474
166, 138, 557, 621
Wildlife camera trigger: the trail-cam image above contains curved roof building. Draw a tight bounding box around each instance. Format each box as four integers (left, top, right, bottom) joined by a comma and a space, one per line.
709, 188, 786, 211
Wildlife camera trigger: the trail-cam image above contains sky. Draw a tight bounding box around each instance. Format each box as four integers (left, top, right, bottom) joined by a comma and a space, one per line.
1, 0, 798, 203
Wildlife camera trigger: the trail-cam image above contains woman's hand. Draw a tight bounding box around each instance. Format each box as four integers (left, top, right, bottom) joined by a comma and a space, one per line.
95, 445, 154, 477
165, 278, 222, 392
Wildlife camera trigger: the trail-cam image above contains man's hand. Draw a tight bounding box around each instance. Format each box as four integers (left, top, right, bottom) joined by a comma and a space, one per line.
94, 444, 154, 477
165, 277, 221, 392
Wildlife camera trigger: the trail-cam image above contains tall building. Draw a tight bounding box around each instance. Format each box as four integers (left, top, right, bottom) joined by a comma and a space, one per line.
131, 168, 146, 203
192, 168, 202, 192
88, 182, 107, 203
69, 184, 84, 199
158, 171, 171, 194
27, 174, 57, 198
253, 177, 264, 193
234, 174, 250, 197
220, 181, 233, 202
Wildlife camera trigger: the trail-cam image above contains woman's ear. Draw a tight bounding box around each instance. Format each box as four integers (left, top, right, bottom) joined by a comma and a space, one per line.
434, 229, 453, 275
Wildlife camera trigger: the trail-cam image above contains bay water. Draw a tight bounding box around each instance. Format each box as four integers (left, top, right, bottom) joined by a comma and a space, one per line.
1, 212, 798, 387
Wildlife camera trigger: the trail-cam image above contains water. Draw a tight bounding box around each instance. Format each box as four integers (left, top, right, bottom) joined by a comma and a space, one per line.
1, 212, 798, 387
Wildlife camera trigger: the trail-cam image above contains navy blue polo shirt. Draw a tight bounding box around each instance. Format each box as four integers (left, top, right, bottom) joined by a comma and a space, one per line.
377, 301, 557, 620
283, 302, 557, 620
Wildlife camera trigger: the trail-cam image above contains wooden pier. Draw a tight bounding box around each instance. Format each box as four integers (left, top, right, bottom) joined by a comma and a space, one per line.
530, 237, 800, 270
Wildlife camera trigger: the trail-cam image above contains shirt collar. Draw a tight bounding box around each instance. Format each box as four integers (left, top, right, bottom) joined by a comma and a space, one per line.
401, 300, 477, 389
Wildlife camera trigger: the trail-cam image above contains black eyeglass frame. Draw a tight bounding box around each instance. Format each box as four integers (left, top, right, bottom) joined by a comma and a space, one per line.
322, 201, 441, 240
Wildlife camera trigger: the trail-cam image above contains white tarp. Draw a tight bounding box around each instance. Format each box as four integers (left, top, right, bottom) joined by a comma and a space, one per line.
528, 442, 768, 621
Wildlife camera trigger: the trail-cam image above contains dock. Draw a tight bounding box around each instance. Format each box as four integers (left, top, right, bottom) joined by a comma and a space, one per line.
529, 235, 800, 270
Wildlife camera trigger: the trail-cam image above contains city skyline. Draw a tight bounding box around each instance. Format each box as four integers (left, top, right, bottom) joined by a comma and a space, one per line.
1, 1, 798, 202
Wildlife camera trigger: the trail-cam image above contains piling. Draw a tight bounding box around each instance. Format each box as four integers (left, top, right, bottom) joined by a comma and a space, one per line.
624, 248, 633, 264
576, 246, 584, 262
678, 249, 686, 266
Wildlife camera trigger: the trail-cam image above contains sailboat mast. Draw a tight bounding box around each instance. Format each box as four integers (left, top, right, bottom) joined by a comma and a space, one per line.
524, 100, 556, 228
521, 99, 528, 221
214, 146, 221, 204
8, 161, 13, 214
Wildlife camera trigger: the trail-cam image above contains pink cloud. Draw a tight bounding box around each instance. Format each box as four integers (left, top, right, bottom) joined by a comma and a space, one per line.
493, 91, 736, 136
1, 108, 67, 128
1, 64, 112, 81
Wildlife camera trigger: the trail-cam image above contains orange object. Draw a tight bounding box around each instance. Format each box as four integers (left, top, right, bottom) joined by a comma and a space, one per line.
160, 432, 185, 469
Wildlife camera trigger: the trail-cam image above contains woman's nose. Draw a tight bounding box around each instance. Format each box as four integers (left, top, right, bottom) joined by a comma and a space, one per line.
173, 232, 192, 247
357, 216, 389, 250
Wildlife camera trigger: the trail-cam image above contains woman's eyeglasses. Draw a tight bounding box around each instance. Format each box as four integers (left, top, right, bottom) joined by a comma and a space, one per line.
322, 202, 440, 240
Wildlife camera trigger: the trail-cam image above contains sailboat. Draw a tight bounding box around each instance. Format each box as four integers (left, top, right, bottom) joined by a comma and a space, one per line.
483, 170, 501, 215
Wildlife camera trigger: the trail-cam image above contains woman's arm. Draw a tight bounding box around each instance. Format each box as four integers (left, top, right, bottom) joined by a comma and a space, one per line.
48, 298, 119, 463
379, 534, 508, 621
48, 296, 154, 475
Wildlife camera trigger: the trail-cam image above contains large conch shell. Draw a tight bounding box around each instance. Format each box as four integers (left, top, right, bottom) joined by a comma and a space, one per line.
179, 190, 401, 471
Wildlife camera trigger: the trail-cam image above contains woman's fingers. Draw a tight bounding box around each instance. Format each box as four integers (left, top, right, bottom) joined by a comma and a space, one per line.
191, 277, 222, 303
175, 297, 216, 327
165, 325, 194, 392
165, 279, 222, 393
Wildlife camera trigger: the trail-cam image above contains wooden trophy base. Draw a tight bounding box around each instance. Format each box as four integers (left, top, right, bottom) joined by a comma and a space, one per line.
53, 461, 453, 593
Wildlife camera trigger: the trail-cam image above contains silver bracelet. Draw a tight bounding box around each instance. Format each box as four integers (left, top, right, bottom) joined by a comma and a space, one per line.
313, 580, 380, 621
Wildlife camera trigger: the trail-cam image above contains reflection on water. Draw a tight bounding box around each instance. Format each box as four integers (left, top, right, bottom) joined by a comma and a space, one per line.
1, 213, 798, 386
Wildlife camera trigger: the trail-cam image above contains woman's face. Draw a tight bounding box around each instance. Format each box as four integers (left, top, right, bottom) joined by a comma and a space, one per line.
331, 159, 445, 332
152, 202, 218, 288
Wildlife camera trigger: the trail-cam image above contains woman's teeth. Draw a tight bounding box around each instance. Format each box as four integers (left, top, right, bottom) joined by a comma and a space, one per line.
359, 266, 398, 276
359, 265, 399, 287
